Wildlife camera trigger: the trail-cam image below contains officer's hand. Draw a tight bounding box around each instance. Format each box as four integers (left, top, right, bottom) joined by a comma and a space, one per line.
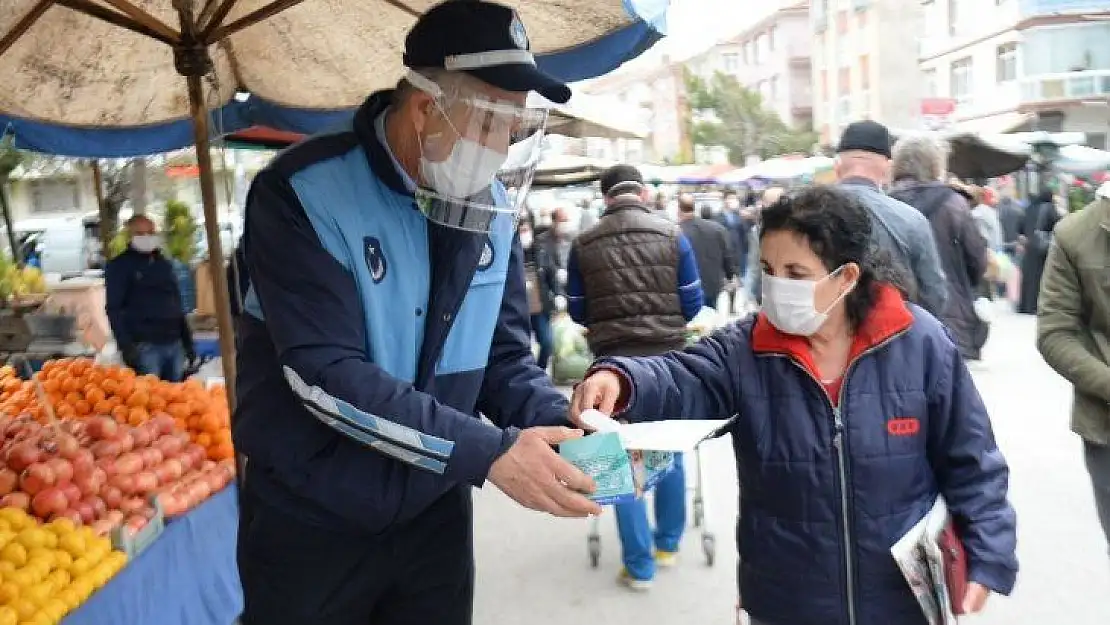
488, 427, 601, 518
962, 582, 990, 614
569, 370, 625, 427
553, 295, 567, 312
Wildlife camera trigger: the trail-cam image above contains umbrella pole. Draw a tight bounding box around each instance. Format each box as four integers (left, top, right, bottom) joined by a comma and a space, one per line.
186, 74, 238, 413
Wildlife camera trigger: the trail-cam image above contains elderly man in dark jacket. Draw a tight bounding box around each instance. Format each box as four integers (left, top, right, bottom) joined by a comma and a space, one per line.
105, 215, 195, 381
889, 134, 989, 360
678, 193, 736, 310
566, 164, 703, 590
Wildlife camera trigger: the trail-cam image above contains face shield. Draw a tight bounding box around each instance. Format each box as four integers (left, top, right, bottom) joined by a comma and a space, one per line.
408, 71, 549, 233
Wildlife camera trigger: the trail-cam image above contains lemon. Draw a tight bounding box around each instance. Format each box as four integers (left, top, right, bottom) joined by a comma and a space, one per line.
55, 588, 78, 611
0, 532, 15, 549
66, 557, 90, 578
0, 545, 25, 569
14, 531, 46, 552
0, 581, 18, 604
50, 551, 70, 572
56, 535, 83, 560
0, 521, 10, 534
0, 511, 27, 531
41, 599, 65, 622
0, 563, 12, 578
84, 542, 109, 567
44, 572, 67, 593
74, 528, 96, 545
68, 578, 92, 603
4, 571, 31, 590
24, 551, 52, 571
0, 605, 14, 625
106, 552, 128, 572
21, 585, 48, 608
39, 534, 55, 551
29, 610, 54, 625
43, 520, 74, 538
9, 598, 34, 621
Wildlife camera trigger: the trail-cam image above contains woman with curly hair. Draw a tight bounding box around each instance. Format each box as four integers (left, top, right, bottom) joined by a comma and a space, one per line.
570, 185, 1018, 625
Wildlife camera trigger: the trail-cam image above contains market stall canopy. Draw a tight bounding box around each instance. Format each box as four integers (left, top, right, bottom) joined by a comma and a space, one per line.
533, 93, 647, 140
1055, 144, 1110, 175
0, 0, 669, 158
529, 154, 615, 187
889, 129, 1032, 179
676, 163, 735, 184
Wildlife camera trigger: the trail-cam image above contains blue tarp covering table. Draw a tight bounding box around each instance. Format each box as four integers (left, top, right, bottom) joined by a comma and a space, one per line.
61, 485, 242, 625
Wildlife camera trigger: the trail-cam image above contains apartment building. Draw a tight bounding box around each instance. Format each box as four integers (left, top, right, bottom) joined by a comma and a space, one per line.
578, 60, 690, 163
811, 0, 926, 145
685, 2, 814, 130
918, 0, 1110, 148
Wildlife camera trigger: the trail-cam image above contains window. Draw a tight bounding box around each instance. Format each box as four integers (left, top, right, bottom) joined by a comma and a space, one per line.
768, 26, 777, 51
996, 43, 1017, 83
769, 75, 779, 101
755, 34, 768, 63
838, 94, 853, 120
950, 57, 973, 105
723, 52, 740, 73
922, 68, 938, 97
837, 10, 849, 34
29, 180, 80, 215
858, 54, 870, 90
838, 67, 851, 95
743, 42, 751, 64
947, 0, 958, 36
821, 70, 829, 100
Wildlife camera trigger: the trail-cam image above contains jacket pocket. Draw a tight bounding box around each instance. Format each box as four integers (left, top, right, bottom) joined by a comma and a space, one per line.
436, 269, 508, 375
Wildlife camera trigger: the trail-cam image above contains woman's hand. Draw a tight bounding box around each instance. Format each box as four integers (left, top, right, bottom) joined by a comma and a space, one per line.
569, 370, 624, 427
962, 582, 990, 614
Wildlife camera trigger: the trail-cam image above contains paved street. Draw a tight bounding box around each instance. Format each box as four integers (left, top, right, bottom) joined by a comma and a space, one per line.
472, 309, 1110, 624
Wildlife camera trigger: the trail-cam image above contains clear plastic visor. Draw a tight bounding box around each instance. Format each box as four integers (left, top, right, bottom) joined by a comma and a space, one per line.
414, 89, 549, 233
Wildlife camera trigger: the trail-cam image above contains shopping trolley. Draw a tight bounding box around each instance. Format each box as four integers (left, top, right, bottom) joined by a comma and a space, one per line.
586, 444, 716, 568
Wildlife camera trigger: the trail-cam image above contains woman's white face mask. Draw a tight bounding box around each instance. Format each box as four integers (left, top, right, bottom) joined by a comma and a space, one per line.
761, 266, 856, 336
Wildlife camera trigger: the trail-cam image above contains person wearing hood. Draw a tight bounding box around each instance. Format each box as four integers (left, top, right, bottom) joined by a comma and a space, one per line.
233, 3, 601, 623
1016, 188, 1063, 314
104, 214, 195, 381
889, 135, 989, 361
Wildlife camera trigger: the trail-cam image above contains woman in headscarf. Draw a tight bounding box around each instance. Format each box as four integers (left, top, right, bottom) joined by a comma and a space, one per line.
1016, 188, 1061, 314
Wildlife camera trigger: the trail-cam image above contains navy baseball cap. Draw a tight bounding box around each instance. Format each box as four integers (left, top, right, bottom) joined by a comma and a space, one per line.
403, 1, 572, 104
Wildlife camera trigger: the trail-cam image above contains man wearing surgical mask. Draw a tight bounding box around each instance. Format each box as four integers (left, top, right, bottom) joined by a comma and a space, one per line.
235, 3, 600, 623
104, 215, 195, 381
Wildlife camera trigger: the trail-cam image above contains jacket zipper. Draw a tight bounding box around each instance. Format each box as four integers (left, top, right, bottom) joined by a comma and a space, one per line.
765, 329, 907, 625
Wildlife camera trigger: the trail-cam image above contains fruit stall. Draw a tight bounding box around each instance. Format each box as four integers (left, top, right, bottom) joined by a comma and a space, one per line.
0, 358, 241, 625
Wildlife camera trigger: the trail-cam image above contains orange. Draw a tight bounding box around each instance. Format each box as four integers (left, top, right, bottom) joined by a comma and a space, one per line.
213, 428, 232, 445
93, 399, 113, 415
100, 378, 119, 395
127, 407, 147, 426
110, 405, 129, 423
126, 391, 149, 409
167, 402, 189, 420
65, 391, 82, 405
195, 432, 212, 448
148, 395, 167, 412
42, 379, 61, 394
60, 377, 79, 394
173, 417, 188, 432
55, 404, 75, 419
74, 400, 91, 416
84, 387, 105, 405
210, 442, 235, 461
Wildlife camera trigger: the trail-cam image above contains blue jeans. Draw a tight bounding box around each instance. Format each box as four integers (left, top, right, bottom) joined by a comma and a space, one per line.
530, 313, 553, 370
136, 341, 186, 382
615, 453, 686, 581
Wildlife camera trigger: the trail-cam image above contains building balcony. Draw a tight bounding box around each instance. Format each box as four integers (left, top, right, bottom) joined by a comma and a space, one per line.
1020, 69, 1110, 105
1019, 0, 1110, 18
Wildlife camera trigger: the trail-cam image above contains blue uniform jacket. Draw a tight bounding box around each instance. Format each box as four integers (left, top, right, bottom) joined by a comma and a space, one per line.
234, 92, 568, 533
595, 285, 1018, 625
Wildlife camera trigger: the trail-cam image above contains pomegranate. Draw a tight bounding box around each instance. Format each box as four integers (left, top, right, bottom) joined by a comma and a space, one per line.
45, 458, 74, 485
133, 423, 159, 448
101, 486, 124, 509
115, 452, 143, 475
31, 488, 68, 518
60, 482, 82, 506
86, 416, 119, 441
110, 474, 136, 495
0, 468, 18, 496
120, 497, 146, 516
20, 463, 56, 496
74, 468, 105, 497
132, 471, 158, 495
90, 440, 122, 459
151, 414, 176, 436
159, 493, 183, 517
154, 435, 184, 457
5, 442, 41, 472
115, 431, 135, 454
0, 492, 30, 511
97, 457, 118, 478
55, 433, 81, 460
71, 448, 96, 475
140, 448, 163, 470
82, 495, 107, 519
74, 501, 96, 524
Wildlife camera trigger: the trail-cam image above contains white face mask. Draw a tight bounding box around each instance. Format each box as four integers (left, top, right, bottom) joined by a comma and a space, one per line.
420, 135, 506, 199
131, 234, 162, 253
519, 231, 533, 248
761, 267, 855, 336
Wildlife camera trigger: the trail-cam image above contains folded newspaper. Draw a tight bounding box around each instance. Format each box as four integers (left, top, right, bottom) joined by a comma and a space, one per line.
890, 496, 957, 625
559, 410, 726, 505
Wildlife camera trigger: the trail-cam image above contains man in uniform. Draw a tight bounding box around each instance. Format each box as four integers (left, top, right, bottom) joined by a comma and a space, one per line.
234, 3, 599, 624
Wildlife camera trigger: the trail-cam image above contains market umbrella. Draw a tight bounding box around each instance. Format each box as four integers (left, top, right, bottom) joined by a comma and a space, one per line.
0, 0, 668, 406
889, 129, 1031, 180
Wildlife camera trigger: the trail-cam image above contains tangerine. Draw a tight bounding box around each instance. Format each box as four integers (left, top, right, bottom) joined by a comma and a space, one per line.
127, 407, 147, 426
110, 406, 129, 423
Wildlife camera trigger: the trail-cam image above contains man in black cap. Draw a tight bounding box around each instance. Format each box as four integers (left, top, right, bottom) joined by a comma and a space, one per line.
565, 164, 703, 591
835, 120, 948, 315
235, 2, 599, 624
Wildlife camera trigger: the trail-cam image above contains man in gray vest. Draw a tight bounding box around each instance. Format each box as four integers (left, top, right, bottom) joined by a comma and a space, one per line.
565, 164, 703, 590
